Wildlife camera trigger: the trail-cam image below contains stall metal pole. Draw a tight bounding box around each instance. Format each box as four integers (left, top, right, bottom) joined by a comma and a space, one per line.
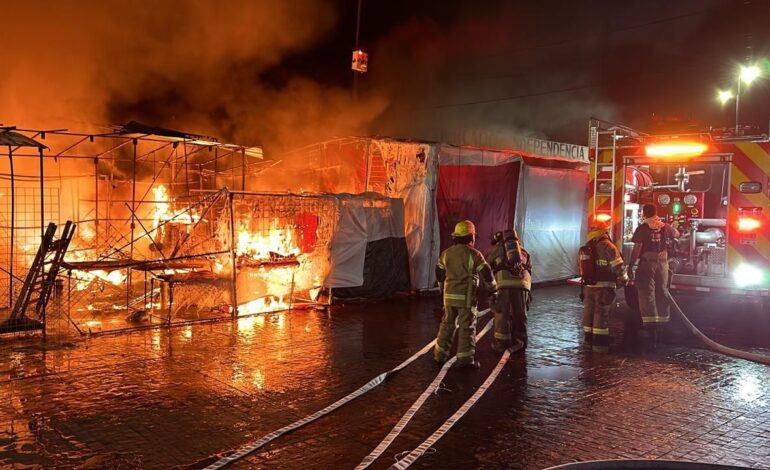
128, 139, 137, 312
39, 147, 44, 241
94, 158, 99, 246
241, 149, 246, 192
228, 192, 238, 318
8, 146, 14, 309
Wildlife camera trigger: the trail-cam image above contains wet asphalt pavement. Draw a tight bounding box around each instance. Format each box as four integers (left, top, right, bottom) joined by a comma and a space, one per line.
1, 285, 769, 469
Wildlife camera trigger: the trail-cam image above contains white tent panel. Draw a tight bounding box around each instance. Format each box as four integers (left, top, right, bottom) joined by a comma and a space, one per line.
371, 140, 440, 291
400, 172, 440, 290
325, 196, 406, 288
515, 165, 588, 282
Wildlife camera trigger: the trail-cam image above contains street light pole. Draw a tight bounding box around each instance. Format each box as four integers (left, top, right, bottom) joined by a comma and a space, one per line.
716, 64, 762, 133
735, 77, 741, 135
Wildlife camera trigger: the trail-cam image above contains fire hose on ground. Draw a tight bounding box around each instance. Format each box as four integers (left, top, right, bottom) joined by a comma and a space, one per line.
203, 289, 769, 469
204, 309, 495, 469
544, 459, 750, 470
664, 290, 770, 366
538, 290, 765, 470
357, 315, 511, 469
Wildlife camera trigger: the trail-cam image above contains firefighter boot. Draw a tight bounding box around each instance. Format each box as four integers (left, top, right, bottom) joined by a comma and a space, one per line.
456, 360, 481, 370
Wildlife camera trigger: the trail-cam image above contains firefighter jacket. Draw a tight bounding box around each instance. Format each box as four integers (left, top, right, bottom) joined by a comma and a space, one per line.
485, 243, 532, 290
631, 217, 679, 255
436, 244, 496, 308
586, 230, 625, 288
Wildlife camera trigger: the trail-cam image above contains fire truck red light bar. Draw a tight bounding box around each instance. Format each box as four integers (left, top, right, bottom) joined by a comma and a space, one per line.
645, 143, 708, 158
737, 217, 761, 232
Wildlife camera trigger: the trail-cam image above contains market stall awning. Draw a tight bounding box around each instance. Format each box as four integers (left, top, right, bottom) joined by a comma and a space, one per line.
0, 129, 48, 149
115, 121, 263, 159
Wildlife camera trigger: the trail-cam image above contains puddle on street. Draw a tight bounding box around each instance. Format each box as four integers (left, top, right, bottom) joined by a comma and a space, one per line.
528, 365, 580, 382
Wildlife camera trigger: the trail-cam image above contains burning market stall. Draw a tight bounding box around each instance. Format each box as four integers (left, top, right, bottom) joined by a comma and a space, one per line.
269, 136, 590, 286
268, 138, 440, 291
0, 123, 414, 337
0, 123, 337, 336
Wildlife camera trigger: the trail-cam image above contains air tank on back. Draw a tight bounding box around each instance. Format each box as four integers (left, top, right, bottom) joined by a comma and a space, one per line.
502, 229, 522, 266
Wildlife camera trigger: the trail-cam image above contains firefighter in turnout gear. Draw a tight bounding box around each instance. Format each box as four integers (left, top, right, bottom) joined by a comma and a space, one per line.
627, 204, 679, 327
485, 229, 531, 353
434, 220, 497, 368
580, 215, 628, 352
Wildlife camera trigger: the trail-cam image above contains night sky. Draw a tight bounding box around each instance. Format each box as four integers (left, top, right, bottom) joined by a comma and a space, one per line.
2, 0, 769, 150
274, 0, 770, 144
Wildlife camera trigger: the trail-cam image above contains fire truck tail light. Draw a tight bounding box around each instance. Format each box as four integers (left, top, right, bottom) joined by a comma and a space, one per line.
737, 217, 761, 232
733, 263, 768, 288
645, 143, 708, 158
594, 213, 612, 223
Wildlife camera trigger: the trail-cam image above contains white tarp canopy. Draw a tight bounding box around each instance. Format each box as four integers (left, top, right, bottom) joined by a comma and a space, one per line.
367, 139, 440, 291
513, 164, 587, 282
273, 137, 587, 289
436, 143, 588, 284
325, 194, 406, 288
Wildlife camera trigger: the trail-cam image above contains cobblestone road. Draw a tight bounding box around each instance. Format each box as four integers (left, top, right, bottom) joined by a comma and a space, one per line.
0, 286, 768, 469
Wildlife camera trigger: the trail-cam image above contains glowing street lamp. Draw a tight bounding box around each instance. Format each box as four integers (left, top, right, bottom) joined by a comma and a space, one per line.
734, 64, 763, 133
739, 65, 761, 85
717, 89, 734, 105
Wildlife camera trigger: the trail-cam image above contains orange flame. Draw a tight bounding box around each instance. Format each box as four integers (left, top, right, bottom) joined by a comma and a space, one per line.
72, 269, 126, 290
152, 185, 198, 231
235, 218, 300, 260
237, 295, 289, 315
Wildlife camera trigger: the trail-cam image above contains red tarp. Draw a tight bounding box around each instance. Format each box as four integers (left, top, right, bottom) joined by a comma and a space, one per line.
437, 162, 521, 255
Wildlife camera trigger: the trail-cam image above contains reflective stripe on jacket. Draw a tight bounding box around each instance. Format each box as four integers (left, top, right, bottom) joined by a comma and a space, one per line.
437, 244, 492, 307
586, 232, 625, 287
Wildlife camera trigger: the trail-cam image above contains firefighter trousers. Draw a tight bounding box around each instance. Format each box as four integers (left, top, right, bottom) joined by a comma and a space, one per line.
582, 286, 615, 351
491, 288, 529, 352
635, 252, 670, 326
434, 306, 476, 364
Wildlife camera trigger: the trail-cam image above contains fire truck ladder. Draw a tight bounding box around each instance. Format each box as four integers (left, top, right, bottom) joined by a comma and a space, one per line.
592, 129, 618, 220
3, 221, 75, 336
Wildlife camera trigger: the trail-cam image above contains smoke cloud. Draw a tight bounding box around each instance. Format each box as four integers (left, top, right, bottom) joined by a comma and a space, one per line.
0, 0, 387, 154
2, 0, 749, 158
363, 2, 619, 147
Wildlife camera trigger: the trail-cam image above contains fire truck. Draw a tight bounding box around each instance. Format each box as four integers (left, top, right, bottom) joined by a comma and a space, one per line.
586, 118, 770, 309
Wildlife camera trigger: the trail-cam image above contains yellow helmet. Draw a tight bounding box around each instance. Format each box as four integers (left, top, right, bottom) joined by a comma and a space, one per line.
589, 213, 611, 231
452, 220, 476, 237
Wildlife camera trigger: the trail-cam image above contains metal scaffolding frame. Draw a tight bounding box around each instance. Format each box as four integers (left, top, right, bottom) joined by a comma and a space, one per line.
0, 123, 329, 337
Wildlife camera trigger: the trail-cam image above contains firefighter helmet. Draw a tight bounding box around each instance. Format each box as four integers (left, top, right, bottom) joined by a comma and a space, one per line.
590, 213, 611, 231
452, 220, 476, 237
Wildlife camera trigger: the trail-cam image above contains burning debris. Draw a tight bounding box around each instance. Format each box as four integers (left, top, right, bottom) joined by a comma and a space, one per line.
235, 220, 301, 266
0, 124, 412, 338
0, 124, 336, 336
151, 185, 200, 232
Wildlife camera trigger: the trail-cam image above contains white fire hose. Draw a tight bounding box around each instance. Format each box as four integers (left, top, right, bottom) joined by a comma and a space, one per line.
665, 290, 770, 366
545, 459, 750, 469
204, 309, 493, 469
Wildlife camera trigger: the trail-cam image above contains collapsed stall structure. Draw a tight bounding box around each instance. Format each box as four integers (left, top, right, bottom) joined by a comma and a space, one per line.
0, 123, 358, 337
270, 136, 589, 286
